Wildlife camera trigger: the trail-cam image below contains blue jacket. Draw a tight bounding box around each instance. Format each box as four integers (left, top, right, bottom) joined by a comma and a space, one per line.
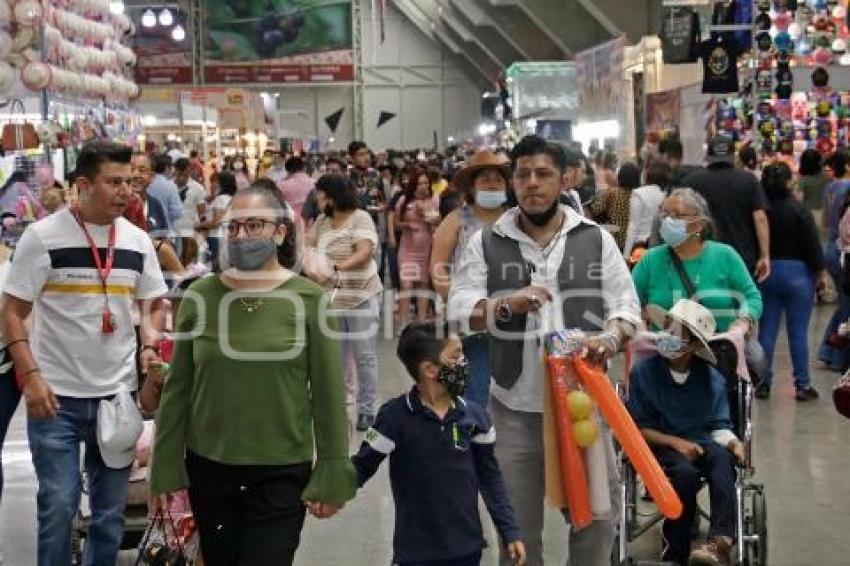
626, 355, 732, 445
352, 387, 521, 563
147, 175, 183, 227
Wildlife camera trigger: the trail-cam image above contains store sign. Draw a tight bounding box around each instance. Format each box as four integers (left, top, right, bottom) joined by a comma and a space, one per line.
129, 7, 193, 85
506, 62, 580, 120
179, 88, 266, 130
203, 0, 354, 84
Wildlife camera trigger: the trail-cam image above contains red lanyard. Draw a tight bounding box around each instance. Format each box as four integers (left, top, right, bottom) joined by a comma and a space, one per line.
73, 209, 117, 333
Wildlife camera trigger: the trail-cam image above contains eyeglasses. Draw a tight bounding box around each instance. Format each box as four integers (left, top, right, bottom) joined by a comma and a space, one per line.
225, 218, 279, 238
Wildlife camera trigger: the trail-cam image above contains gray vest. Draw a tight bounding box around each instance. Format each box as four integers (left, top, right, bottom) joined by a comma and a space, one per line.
481, 222, 605, 390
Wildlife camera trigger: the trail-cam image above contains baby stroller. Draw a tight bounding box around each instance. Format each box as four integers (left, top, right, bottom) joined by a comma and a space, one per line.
70, 421, 154, 564
611, 333, 768, 566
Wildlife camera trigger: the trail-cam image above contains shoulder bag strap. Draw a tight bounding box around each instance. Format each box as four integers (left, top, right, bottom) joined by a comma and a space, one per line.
667, 246, 698, 300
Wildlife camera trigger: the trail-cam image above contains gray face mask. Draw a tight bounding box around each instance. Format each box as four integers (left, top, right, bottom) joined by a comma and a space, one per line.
227, 238, 277, 271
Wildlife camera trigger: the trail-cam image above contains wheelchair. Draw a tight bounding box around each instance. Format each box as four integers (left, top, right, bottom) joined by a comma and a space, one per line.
611, 336, 768, 566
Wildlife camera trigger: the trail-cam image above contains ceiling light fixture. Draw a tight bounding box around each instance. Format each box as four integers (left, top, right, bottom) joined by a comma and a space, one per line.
159, 8, 173, 27
171, 24, 185, 41
141, 9, 156, 28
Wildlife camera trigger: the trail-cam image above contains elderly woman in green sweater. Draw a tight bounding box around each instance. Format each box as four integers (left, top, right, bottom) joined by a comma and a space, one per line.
150, 182, 356, 566
632, 188, 763, 336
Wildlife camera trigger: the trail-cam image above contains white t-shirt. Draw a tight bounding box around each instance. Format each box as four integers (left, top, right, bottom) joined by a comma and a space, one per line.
3, 209, 168, 397
175, 179, 207, 236
210, 194, 233, 238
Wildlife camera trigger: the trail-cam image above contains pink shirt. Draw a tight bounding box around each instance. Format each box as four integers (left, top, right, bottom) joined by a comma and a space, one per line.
279, 172, 315, 216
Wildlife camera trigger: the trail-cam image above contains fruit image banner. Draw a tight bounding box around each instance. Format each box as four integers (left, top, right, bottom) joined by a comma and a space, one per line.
204, 0, 354, 83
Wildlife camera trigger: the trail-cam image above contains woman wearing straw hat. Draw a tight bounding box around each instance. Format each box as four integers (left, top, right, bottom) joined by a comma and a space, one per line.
430, 150, 510, 407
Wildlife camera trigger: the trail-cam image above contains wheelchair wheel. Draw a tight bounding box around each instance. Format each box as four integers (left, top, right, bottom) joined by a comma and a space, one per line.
745, 488, 768, 566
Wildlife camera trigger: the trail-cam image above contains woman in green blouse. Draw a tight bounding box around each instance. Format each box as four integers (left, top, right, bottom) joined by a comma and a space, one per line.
632, 188, 762, 335
150, 183, 356, 566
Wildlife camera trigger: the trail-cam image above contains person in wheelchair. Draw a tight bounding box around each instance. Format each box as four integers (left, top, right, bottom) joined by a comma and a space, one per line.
626, 300, 744, 566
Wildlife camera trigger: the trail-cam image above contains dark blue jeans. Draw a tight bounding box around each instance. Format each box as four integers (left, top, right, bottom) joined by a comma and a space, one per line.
819, 243, 850, 371
758, 260, 816, 389
0, 357, 21, 504
27, 396, 131, 566
462, 334, 491, 409
655, 443, 737, 565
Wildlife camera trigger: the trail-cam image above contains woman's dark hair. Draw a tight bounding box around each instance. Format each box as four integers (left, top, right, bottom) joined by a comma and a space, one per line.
316, 174, 359, 212
799, 149, 823, 176
217, 171, 238, 196
617, 162, 642, 191
829, 151, 849, 178
645, 161, 672, 188
739, 146, 758, 170
761, 162, 793, 200
396, 322, 449, 380
235, 182, 297, 269
404, 169, 431, 196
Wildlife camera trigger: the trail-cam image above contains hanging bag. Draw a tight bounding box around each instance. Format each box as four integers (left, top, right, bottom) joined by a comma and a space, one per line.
1, 100, 40, 151
136, 509, 189, 566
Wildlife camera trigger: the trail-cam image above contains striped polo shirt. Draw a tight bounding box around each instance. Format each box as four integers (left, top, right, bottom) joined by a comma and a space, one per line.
4, 208, 167, 398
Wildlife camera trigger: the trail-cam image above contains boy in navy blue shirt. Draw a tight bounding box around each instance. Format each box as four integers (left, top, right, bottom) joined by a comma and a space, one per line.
352, 322, 526, 566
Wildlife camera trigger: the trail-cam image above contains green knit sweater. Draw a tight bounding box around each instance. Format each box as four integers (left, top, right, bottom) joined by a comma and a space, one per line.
150, 275, 357, 504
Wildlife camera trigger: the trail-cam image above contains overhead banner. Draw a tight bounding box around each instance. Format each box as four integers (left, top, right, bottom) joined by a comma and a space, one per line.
130, 7, 193, 85
575, 36, 626, 121
203, 0, 354, 84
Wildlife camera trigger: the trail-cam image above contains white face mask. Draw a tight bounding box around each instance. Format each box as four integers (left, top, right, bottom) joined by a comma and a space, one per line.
233, 162, 245, 171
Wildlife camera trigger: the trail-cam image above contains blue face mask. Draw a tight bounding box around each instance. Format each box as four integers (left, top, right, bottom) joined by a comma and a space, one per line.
475, 190, 507, 210
659, 216, 691, 248
656, 331, 687, 360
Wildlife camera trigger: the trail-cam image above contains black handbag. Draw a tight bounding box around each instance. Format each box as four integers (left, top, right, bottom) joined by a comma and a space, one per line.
136, 511, 188, 566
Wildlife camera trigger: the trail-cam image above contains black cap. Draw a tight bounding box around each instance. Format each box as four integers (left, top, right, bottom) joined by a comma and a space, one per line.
707, 134, 735, 164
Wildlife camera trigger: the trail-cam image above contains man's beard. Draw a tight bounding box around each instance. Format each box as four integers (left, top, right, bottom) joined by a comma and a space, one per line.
520, 200, 559, 227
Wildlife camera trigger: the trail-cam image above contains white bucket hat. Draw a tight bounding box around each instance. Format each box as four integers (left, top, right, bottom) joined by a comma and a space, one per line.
646, 299, 717, 365
97, 385, 143, 469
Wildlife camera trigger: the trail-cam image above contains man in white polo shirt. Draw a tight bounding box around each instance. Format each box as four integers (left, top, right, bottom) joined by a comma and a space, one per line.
1, 141, 168, 565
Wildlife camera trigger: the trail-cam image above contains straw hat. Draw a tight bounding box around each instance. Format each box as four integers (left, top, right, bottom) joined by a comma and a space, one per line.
452, 150, 510, 192
647, 299, 717, 365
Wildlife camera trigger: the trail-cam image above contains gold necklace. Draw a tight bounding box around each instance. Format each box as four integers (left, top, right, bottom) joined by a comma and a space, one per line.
239, 297, 264, 313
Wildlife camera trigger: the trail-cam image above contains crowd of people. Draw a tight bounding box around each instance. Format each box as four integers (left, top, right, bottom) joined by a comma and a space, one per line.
0, 128, 845, 566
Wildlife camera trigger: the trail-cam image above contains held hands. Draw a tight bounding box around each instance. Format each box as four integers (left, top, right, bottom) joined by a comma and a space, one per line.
23, 373, 59, 420
507, 541, 527, 565
305, 500, 344, 519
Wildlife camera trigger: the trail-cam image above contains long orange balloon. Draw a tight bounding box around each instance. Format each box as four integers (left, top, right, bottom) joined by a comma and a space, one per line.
573, 357, 683, 520
547, 356, 593, 529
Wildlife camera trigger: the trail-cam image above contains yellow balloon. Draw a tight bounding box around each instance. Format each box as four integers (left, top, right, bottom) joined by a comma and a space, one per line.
573, 419, 599, 448
567, 390, 594, 421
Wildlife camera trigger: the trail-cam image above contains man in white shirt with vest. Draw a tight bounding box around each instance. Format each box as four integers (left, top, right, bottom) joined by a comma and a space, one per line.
2, 141, 168, 565
449, 135, 642, 566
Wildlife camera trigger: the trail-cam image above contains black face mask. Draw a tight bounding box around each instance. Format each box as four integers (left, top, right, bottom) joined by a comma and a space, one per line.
521, 199, 559, 227
438, 357, 469, 397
